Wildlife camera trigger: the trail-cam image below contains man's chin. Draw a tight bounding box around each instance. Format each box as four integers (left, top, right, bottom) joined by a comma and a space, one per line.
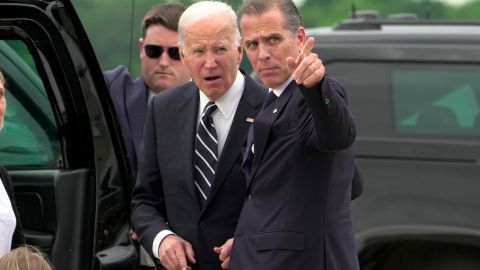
259, 76, 282, 89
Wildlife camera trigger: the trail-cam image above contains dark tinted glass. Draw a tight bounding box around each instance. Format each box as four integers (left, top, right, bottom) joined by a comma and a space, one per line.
328, 62, 480, 139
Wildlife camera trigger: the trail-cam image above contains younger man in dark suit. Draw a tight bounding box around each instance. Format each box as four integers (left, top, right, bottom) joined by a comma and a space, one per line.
131, 2, 267, 270
227, 0, 361, 269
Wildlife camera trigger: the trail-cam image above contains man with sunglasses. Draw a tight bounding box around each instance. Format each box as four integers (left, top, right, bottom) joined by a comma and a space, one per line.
104, 3, 190, 270
131, 2, 267, 270
104, 3, 190, 179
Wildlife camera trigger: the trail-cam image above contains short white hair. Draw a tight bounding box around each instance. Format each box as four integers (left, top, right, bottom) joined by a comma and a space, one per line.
178, 1, 241, 48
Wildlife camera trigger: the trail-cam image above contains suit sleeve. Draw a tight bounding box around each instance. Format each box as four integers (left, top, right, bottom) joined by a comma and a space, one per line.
297, 74, 356, 151
130, 96, 169, 258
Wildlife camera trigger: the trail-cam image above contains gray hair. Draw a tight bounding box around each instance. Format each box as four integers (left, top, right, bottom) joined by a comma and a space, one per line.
178, 1, 241, 48
237, 0, 303, 35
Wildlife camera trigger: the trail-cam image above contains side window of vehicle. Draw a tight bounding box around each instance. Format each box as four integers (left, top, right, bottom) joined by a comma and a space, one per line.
393, 68, 480, 136
0, 40, 60, 167
328, 62, 480, 140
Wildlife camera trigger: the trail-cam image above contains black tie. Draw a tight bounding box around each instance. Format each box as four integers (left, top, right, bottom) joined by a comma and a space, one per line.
194, 101, 218, 206
242, 91, 278, 175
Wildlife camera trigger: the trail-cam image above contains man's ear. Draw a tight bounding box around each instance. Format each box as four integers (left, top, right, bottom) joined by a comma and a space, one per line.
296, 27, 306, 48
237, 42, 243, 65
179, 46, 186, 64
139, 38, 145, 58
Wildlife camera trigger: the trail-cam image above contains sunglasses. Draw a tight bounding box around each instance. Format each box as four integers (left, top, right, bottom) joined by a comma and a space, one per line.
144, 44, 181, 60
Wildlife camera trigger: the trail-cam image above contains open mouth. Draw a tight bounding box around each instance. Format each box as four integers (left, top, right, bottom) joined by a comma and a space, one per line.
205, 76, 221, 81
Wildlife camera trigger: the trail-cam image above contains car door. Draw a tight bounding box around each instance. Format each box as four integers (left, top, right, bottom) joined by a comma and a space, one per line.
0, 1, 135, 269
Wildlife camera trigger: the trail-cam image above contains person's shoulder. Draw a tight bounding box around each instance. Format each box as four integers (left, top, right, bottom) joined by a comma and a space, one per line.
103, 65, 136, 88
155, 80, 196, 101
242, 73, 268, 107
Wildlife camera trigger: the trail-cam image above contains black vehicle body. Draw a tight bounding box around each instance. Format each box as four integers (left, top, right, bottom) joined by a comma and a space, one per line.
0, 0, 135, 269
307, 17, 480, 268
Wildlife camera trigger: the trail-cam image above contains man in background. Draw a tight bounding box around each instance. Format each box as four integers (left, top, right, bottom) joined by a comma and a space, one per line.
104, 3, 190, 179
104, 3, 190, 269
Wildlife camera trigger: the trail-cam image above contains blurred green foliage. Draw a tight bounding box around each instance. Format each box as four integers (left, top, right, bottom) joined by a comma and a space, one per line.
71, 0, 480, 78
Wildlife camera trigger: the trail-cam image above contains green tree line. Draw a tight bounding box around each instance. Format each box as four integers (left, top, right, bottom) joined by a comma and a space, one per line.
71, 0, 480, 77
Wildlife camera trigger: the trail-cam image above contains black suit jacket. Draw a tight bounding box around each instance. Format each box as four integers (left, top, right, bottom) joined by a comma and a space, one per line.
230, 76, 360, 270
0, 166, 25, 249
104, 66, 149, 178
131, 74, 267, 270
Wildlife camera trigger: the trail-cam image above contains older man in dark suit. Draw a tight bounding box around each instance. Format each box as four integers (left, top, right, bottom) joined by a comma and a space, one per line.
130, 2, 267, 270
227, 0, 361, 269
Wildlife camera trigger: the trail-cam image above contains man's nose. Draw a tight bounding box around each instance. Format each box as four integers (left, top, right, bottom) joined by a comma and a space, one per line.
204, 52, 218, 68
258, 43, 271, 61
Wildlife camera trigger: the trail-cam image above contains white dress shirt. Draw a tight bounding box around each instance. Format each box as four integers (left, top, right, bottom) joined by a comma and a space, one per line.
0, 177, 16, 257
152, 70, 245, 259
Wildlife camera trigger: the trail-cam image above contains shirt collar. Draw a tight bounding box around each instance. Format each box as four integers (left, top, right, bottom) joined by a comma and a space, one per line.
148, 89, 157, 103
271, 77, 293, 97
199, 70, 245, 119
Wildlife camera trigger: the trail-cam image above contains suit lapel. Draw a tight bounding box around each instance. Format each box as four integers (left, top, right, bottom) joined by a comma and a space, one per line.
250, 83, 295, 182
175, 83, 200, 206
203, 75, 266, 211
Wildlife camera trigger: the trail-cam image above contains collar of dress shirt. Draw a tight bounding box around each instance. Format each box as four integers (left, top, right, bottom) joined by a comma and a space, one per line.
199, 70, 245, 120
147, 89, 156, 104
271, 77, 293, 97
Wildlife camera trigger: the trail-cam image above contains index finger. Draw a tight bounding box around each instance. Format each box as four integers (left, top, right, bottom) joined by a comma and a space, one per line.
294, 36, 315, 66
302, 36, 315, 58
174, 247, 189, 270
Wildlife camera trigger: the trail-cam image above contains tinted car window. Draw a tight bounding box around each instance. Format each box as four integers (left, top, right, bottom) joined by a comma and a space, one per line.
328, 62, 480, 139
0, 40, 60, 167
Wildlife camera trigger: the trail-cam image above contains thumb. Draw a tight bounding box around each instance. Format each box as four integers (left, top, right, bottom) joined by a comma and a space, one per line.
213, 246, 222, 254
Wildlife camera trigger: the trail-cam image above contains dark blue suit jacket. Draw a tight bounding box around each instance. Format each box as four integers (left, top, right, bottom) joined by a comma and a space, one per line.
131, 74, 267, 270
104, 66, 148, 178
230, 76, 360, 270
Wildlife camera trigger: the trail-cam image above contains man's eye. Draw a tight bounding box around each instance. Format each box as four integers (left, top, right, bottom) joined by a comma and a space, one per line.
245, 41, 258, 50
269, 37, 280, 44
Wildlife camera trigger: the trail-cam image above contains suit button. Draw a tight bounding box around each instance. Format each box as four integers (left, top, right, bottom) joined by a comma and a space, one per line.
247, 194, 252, 200
199, 222, 207, 228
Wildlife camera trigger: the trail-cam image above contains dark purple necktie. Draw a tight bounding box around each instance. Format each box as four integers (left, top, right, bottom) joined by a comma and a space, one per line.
242, 91, 278, 175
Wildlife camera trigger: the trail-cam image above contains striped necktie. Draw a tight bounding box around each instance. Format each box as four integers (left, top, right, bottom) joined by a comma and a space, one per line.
194, 101, 218, 206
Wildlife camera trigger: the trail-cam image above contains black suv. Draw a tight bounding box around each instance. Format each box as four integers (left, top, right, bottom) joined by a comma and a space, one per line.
308, 13, 480, 269
1, 1, 135, 269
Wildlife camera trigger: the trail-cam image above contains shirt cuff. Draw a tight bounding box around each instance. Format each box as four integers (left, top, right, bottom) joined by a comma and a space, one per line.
152, 230, 175, 259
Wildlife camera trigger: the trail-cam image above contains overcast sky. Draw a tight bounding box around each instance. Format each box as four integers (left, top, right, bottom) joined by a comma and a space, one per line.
434, 0, 476, 6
